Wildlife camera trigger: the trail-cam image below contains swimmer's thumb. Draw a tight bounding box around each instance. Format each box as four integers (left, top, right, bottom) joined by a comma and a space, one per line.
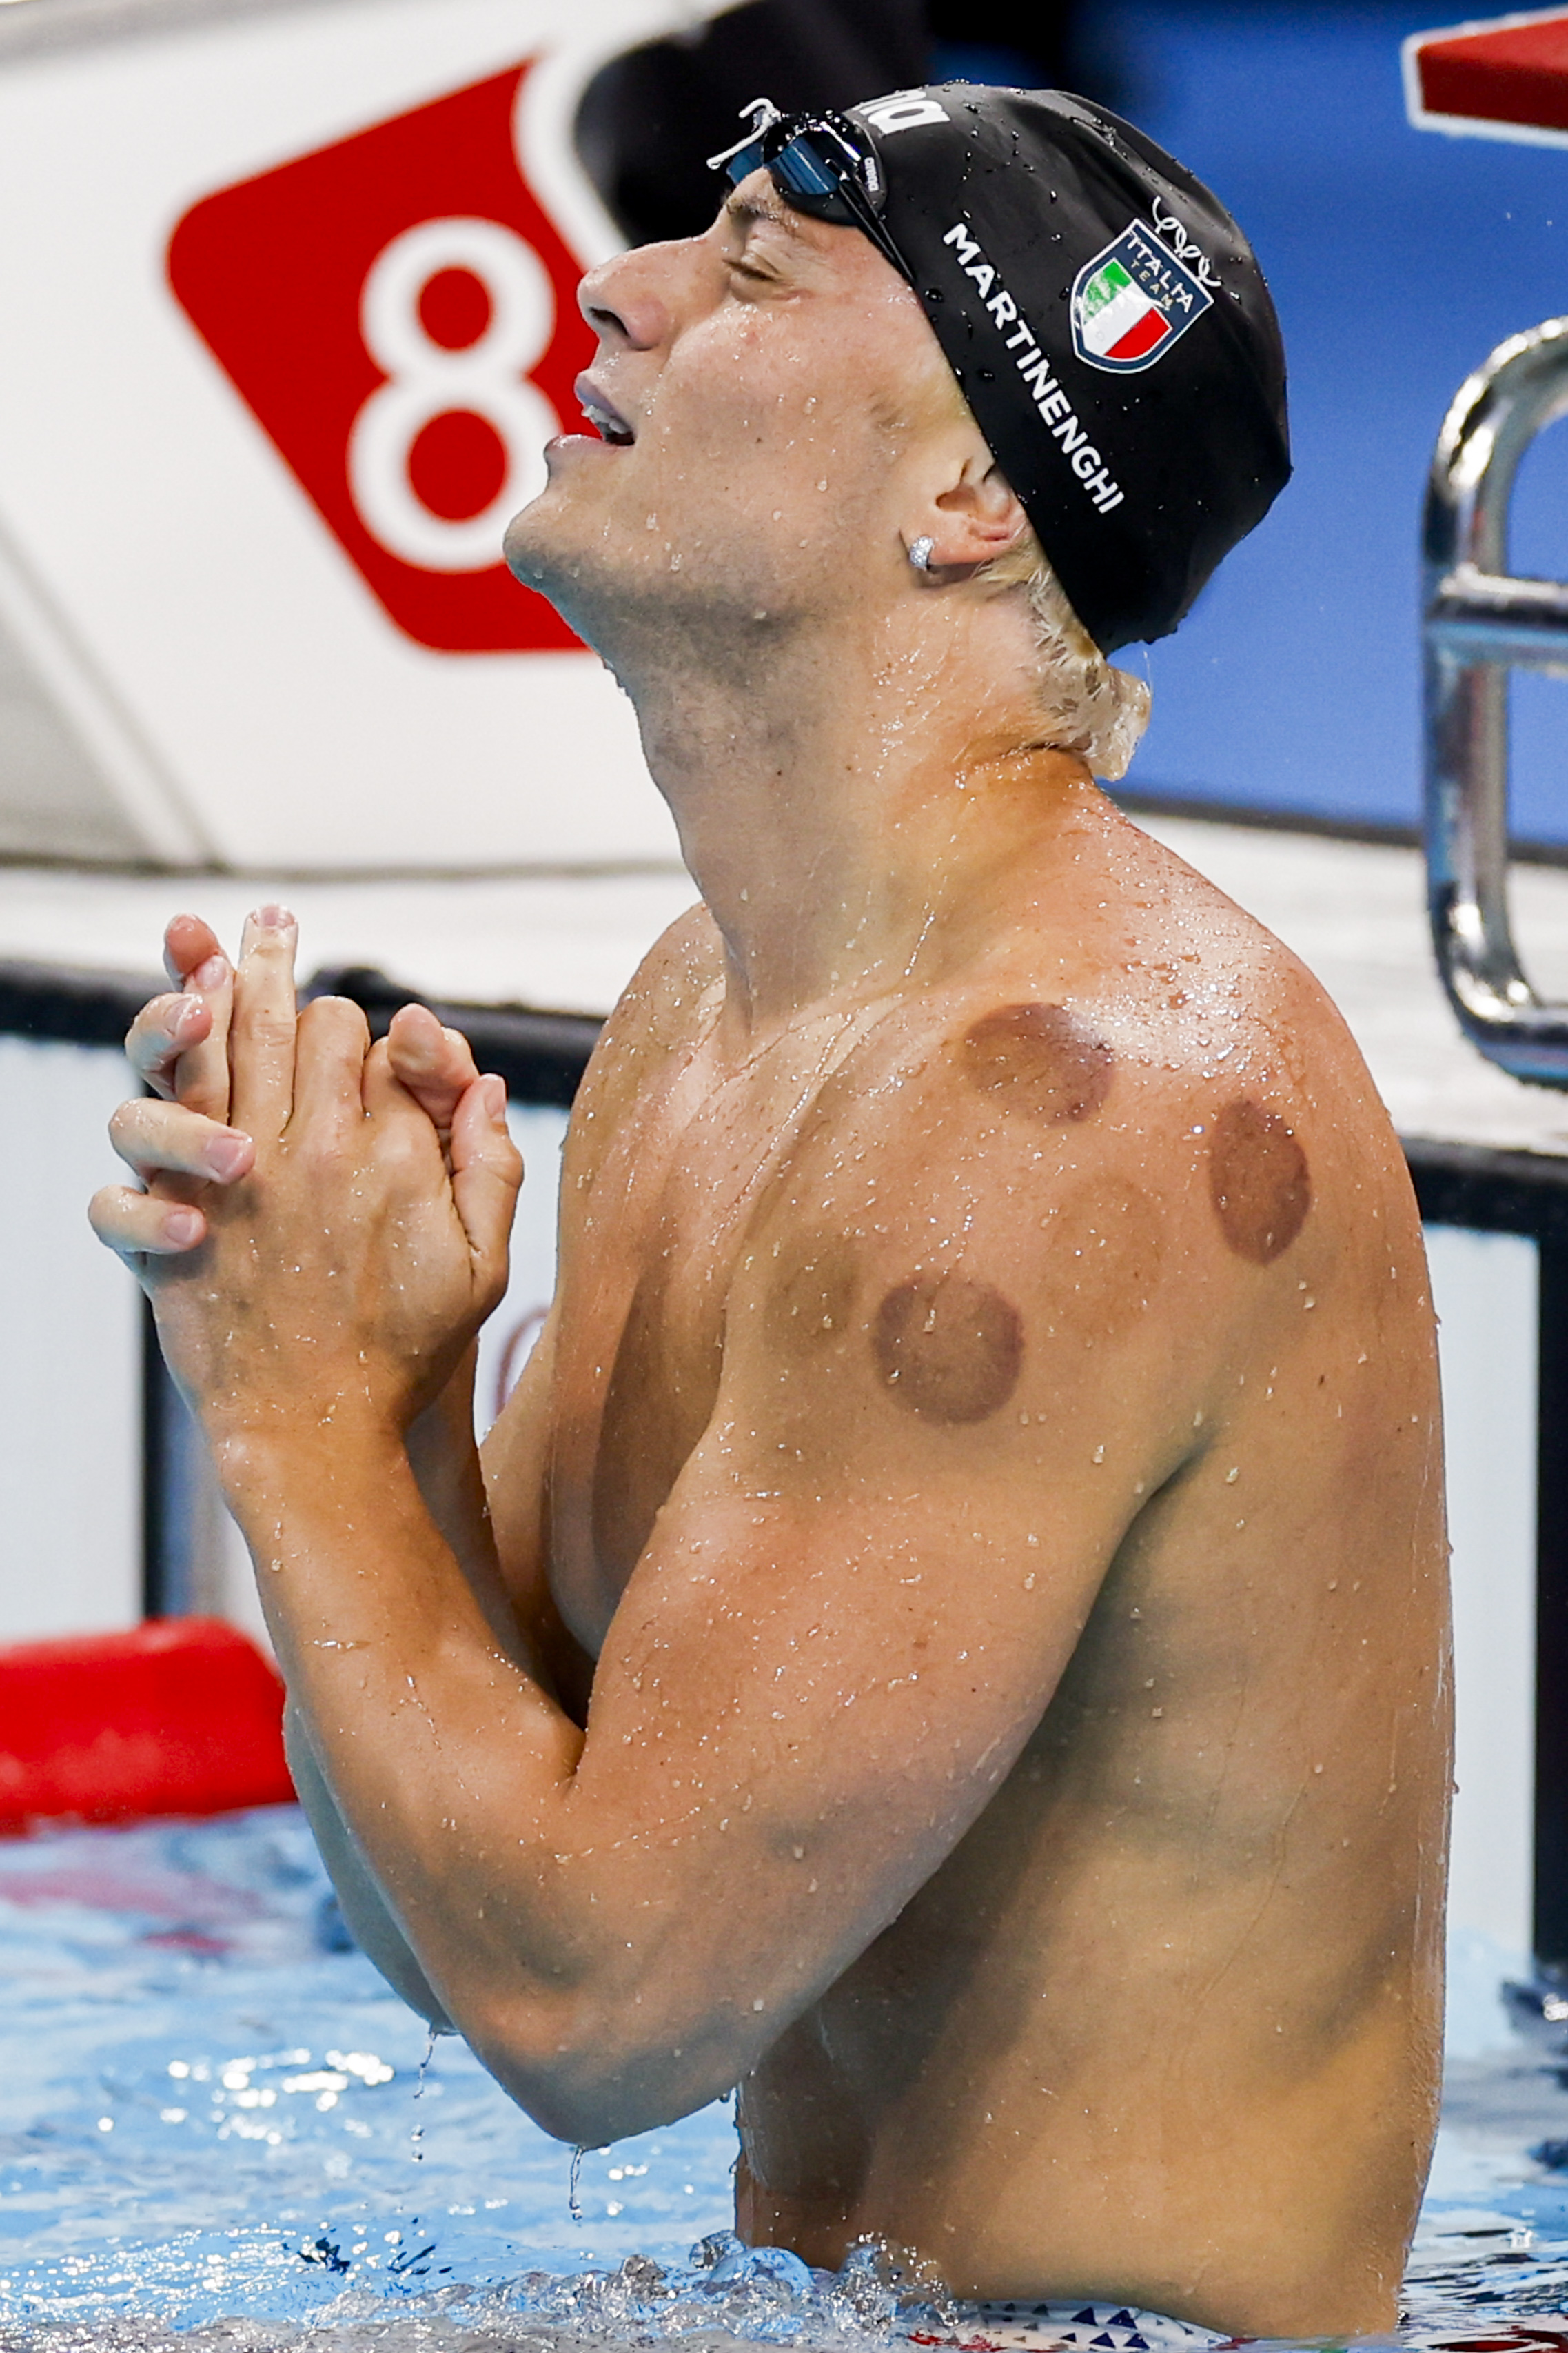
449, 1074, 523, 1286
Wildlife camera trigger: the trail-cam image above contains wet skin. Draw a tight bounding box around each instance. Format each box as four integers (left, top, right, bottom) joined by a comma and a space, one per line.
526, 827, 1447, 2334
91, 179, 1449, 2340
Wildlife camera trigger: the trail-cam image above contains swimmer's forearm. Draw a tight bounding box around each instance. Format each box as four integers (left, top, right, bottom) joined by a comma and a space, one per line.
213, 1398, 997, 2152
402, 1343, 516, 1639
216, 1416, 616, 2128
398, 1344, 576, 1704
283, 1705, 454, 2032
282, 1366, 561, 2028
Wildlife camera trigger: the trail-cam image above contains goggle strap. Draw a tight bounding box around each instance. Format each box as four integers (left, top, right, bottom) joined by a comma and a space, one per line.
706, 97, 784, 175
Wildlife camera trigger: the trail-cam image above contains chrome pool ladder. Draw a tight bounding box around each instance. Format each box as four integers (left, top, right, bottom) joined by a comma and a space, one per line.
1425, 315, 1568, 1086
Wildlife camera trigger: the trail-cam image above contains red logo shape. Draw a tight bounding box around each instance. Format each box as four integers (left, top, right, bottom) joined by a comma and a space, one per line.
167, 63, 593, 654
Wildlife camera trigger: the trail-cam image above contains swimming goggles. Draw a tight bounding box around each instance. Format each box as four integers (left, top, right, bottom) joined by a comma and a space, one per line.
706, 99, 916, 287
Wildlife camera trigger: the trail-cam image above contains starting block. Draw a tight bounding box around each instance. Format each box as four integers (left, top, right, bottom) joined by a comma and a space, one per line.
1406, 8, 1568, 145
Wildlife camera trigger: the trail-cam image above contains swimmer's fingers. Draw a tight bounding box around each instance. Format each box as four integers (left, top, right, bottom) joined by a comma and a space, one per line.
163, 913, 224, 989
129, 920, 235, 1119
108, 1096, 255, 1190
449, 1075, 523, 1281
386, 1004, 481, 1141
126, 990, 214, 1103
88, 1182, 206, 1266
101, 919, 245, 1271
172, 950, 236, 1122
230, 905, 299, 1140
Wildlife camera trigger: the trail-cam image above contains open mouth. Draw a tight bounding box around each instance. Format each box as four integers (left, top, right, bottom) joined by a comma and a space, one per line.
576, 374, 635, 445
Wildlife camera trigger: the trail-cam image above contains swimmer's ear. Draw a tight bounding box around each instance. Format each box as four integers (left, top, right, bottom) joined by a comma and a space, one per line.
912, 457, 1030, 574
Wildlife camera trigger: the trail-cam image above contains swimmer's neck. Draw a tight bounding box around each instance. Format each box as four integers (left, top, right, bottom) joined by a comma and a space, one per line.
620, 597, 1103, 1038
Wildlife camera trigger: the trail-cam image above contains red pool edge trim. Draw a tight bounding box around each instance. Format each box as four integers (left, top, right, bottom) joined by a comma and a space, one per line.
0, 1617, 294, 1832
1405, 10, 1568, 143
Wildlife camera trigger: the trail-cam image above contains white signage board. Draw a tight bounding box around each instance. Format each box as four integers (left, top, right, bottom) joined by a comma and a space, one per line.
0, 0, 717, 871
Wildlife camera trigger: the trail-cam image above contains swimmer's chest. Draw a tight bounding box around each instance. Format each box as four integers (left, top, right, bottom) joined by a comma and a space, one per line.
547, 1034, 833, 1648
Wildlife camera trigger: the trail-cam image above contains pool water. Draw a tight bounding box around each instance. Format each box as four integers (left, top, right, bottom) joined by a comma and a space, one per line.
2, 1810, 1568, 2351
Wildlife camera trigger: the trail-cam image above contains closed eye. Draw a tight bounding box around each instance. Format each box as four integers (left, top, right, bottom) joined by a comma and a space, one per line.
719, 190, 804, 290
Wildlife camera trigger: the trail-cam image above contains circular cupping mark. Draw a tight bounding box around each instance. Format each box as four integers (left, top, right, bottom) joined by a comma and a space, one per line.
960, 1002, 1114, 1125
766, 1238, 861, 1355
873, 1273, 1024, 1424
1208, 1099, 1312, 1264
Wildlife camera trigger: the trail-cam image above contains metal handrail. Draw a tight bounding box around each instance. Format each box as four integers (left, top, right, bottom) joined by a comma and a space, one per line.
1424, 315, 1568, 1086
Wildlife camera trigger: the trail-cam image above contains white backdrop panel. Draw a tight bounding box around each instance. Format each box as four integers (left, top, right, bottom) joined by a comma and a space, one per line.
0, 0, 715, 869
1428, 1222, 1539, 1959
0, 1036, 141, 1639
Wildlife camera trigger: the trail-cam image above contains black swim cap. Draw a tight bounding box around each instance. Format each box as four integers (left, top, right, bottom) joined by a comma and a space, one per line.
838, 87, 1292, 653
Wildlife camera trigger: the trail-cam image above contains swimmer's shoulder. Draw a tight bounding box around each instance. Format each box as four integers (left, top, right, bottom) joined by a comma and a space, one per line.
1101, 820, 1405, 1162
562, 900, 723, 1184
780, 814, 1403, 1304
1059, 817, 1418, 1291
1093, 807, 1371, 1079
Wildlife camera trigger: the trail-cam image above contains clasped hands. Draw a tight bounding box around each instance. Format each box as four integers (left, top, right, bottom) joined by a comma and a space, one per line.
90, 907, 523, 1447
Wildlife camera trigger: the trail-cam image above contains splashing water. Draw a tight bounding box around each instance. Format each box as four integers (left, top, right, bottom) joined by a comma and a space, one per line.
410, 2020, 438, 2165
3, 1809, 1568, 2350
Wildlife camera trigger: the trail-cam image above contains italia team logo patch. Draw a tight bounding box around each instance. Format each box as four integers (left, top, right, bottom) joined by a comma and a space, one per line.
1070, 219, 1213, 374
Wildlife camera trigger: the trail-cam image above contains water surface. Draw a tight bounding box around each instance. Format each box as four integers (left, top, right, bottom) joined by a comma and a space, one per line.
0, 1809, 1564, 2350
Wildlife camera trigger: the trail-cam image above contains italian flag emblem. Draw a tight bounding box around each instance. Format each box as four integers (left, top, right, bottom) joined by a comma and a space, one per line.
1079, 259, 1171, 363
1070, 221, 1212, 375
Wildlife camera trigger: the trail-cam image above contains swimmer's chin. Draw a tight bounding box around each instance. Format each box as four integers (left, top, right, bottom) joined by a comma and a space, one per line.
501, 508, 622, 660
506, 418, 642, 567
501, 499, 562, 594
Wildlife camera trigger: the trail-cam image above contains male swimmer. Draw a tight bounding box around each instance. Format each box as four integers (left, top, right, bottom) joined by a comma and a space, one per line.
92, 88, 1449, 2341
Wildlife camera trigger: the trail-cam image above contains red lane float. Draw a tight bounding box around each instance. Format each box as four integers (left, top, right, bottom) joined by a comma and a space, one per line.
0, 1617, 293, 1832
1405, 9, 1568, 143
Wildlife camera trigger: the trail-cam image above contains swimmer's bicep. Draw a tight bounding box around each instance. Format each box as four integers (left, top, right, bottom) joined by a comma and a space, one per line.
567, 1466, 1105, 2006
584, 1237, 1153, 1819
564, 1275, 1163, 2021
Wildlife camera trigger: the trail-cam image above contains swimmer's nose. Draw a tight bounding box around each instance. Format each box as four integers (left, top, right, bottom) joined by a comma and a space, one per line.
579, 250, 672, 355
